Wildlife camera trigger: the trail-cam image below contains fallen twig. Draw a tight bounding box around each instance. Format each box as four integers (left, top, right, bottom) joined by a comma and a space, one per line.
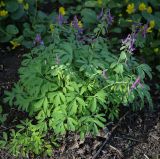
114, 136, 142, 142
109, 144, 124, 158
92, 111, 129, 159
0, 125, 17, 132
144, 154, 150, 159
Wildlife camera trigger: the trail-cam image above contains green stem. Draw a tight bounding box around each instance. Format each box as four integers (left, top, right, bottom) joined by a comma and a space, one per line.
33, 0, 38, 25
102, 81, 128, 90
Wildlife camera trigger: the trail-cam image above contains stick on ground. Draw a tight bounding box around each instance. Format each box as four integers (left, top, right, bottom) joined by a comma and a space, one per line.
92, 111, 129, 159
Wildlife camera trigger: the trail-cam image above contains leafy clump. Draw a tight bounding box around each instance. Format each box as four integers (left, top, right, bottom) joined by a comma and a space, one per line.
3, 37, 152, 157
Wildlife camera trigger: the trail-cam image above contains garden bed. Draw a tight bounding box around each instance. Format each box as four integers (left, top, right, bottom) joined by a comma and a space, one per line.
0, 0, 160, 158
0, 48, 159, 159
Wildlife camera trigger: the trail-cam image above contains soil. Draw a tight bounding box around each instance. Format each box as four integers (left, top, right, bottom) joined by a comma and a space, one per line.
0, 47, 159, 159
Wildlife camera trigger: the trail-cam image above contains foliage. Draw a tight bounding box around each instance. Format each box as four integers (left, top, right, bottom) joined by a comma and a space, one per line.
0, 0, 155, 158
0, 0, 160, 64
0, 119, 52, 157
0, 105, 7, 124
2, 32, 152, 156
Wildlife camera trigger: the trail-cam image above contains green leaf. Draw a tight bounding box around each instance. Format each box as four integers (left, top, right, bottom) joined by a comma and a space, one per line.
43, 97, 48, 113
81, 8, 97, 27
70, 100, 78, 115
111, 27, 122, 33
110, 62, 117, 69
0, 106, 2, 114
114, 64, 124, 74
91, 98, 97, 112
119, 51, 126, 61
59, 92, 66, 103
95, 90, 106, 103
33, 98, 44, 112
6, 1, 19, 12
3, 132, 7, 141
80, 86, 87, 95
137, 64, 152, 79
54, 95, 61, 107
93, 119, 104, 128
67, 117, 76, 131
84, 1, 97, 7
93, 123, 99, 135
11, 6, 25, 20
76, 97, 85, 107
6, 25, 19, 35
80, 132, 85, 139
96, 114, 106, 122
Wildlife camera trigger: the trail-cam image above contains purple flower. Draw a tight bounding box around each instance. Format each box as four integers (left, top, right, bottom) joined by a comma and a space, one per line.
97, 8, 104, 20
34, 34, 44, 45
131, 76, 141, 90
106, 9, 114, 26
57, 13, 65, 25
132, 22, 142, 33
122, 33, 136, 53
72, 16, 83, 34
141, 23, 148, 38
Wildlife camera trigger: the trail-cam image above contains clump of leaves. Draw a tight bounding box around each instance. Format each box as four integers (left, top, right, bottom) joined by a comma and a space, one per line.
0, 105, 7, 124
3, 35, 152, 157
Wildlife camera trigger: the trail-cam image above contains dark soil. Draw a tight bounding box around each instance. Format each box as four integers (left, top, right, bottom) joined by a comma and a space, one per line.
0, 47, 160, 159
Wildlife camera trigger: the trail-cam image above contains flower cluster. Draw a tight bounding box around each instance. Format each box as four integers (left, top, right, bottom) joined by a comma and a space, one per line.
17, 0, 29, 10
71, 16, 83, 34
139, 3, 146, 11
122, 33, 136, 53
57, 7, 66, 25
126, 3, 135, 14
126, 2, 153, 14
0, 9, 8, 16
97, 0, 102, 5
49, 24, 54, 32
0, 1, 5, 7
147, 20, 155, 33
97, 8, 114, 26
10, 40, 20, 49
33, 34, 44, 46
130, 76, 142, 90
106, 9, 114, 26
59, 7, 65, 16
0, 1, 8, 17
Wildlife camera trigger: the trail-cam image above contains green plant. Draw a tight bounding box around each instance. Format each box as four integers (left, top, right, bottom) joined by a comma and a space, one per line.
0, 119, 52, 157
0, 0, 52, 48
0, 0, 35, 42
3, 32, 152, 157
0, 105, 7, 124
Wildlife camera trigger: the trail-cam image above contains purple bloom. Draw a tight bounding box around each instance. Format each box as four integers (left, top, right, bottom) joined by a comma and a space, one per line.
97, 8, 104, 20
57, 13, 65, 25
122, 33, 136, 53
131, 76, 141, 90
34, 34, 44, 45
132, 22, 142, 33
106, 9, 114, 26
72, 16, 83, 34
142, 23, 148, 38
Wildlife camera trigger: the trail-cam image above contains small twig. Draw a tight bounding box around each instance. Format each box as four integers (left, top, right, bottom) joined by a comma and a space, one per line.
144, 154, 150, 159
109, 144, 124, 158
0, 125, 17, 132
92, 111, 129, 159
114, 136, 141, 142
